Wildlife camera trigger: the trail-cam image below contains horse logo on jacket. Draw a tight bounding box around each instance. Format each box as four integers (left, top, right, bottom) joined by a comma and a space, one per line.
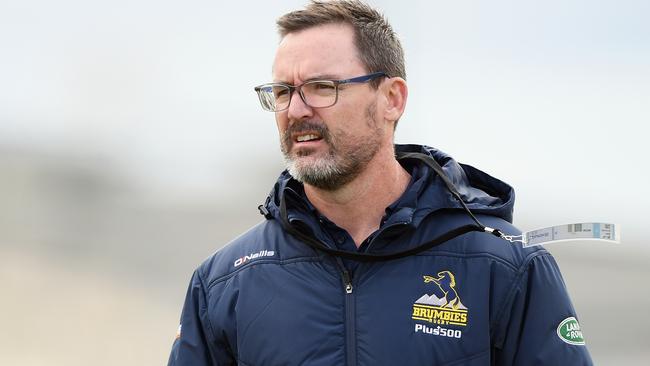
412, 270, 469, 326
422, 270, 466, 310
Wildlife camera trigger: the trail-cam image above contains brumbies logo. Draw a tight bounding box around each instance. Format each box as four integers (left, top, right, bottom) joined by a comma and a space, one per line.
412, 270, 469, 327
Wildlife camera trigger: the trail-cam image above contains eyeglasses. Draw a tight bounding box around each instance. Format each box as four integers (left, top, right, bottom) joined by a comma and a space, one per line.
254, 72, 388, 112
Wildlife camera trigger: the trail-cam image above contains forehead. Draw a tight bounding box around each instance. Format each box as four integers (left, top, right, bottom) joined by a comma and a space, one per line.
272, 23, 366, 83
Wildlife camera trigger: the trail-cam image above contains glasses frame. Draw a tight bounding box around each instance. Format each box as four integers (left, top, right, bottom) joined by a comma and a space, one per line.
254, 72, 389, 112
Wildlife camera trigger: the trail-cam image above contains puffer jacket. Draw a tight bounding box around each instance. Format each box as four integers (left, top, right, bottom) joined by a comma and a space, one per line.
168, 144, 593, 366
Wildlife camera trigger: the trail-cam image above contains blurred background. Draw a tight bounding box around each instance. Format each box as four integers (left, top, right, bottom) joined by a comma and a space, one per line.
1, 0, 648, 364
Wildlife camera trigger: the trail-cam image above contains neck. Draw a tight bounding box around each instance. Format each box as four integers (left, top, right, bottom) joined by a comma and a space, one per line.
304, 147, 411, 247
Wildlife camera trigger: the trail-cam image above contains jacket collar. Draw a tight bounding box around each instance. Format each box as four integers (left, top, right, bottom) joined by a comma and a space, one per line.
262, 144, 515, 232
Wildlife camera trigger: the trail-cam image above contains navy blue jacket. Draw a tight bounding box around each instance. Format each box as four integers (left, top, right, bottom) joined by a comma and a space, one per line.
168, 144, 593, 365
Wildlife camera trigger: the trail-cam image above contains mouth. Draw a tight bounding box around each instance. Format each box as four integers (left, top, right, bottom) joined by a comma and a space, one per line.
282, 121, 329, 155
293, 132, 323, 144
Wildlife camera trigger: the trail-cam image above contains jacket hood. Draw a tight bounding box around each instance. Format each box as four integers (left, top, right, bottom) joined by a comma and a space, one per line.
262, 144, 515, 226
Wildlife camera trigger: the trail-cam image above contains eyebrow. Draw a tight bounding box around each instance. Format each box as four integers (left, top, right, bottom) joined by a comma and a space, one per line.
273, 74, 342, 85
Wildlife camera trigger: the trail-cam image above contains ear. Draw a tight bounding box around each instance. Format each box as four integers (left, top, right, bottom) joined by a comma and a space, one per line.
382, 77, 408, 124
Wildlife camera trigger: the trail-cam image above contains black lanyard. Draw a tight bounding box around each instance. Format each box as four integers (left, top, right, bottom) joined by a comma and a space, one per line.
271, 151, 505, 262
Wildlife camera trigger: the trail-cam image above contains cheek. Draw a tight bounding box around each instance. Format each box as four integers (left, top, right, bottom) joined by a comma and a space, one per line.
336, 94, 372, 120
332, 108, 365, 133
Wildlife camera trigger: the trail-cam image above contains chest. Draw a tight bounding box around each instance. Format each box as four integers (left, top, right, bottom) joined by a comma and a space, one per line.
212, 257, 499, 366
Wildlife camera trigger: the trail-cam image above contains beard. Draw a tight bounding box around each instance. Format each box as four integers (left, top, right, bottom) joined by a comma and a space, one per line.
280, 103, 383, 191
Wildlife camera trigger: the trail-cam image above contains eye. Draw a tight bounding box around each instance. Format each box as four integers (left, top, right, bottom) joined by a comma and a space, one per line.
272, 86, 290, 98
305, 81, 336, 96
313, 82, 335, 90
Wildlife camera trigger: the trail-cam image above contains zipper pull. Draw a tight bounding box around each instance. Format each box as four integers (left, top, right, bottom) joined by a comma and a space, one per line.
342, 270, 353, 294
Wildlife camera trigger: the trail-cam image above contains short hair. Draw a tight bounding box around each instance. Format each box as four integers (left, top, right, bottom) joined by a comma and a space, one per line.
277, 0, 406, 88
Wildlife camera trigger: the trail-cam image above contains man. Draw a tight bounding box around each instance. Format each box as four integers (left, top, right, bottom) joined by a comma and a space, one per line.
168, 1, 593, 365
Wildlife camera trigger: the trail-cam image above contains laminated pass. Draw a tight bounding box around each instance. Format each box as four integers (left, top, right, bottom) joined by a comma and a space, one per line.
498, 223, 621, 247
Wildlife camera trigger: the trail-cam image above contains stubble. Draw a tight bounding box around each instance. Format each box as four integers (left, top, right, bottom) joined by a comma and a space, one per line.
281, 102, 382, 191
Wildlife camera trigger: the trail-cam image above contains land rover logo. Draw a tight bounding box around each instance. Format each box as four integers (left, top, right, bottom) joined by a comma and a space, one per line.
556, 317, 585, 345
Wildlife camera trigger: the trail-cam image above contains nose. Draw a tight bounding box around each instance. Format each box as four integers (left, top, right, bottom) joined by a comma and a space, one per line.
286, 88, 313, 122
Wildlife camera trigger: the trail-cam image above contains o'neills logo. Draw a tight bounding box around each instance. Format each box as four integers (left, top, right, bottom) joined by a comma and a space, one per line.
412, 270, 469, 327
233, 250, 275, 267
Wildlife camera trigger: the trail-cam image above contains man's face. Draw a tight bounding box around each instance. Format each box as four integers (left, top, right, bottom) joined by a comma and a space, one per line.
272, 24, 389, 190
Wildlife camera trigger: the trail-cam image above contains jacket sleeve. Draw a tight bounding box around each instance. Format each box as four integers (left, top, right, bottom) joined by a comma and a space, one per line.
493, 253, 593, 365
168, 270, 235, 366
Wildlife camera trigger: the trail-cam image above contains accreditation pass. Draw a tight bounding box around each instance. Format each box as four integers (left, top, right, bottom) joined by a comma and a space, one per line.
523, 223, 620, 248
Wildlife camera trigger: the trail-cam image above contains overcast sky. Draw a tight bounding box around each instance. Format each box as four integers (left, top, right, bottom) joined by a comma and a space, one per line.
1, 0, 648, 240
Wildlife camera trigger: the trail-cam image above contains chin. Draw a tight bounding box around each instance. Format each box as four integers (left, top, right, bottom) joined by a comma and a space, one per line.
292, 145, 326, 158
291, 154, 325, 170
288, 153, 334, 171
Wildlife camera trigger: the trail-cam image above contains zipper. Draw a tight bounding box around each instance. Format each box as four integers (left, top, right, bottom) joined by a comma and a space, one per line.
336, 258, 356, 366
342, 268, 353, 294
335, 225, 403, 365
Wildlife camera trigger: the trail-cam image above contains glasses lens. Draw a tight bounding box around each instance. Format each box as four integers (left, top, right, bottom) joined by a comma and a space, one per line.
256, 84, 291, 112
302, 81, 337, 108
272, 85, 292, 111
257, 86, 274, 111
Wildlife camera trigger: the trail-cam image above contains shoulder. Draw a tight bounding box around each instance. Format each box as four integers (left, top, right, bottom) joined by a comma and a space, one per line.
194, 218, 320, 288
474, 215, 548, 269
425, 213, 551, 273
